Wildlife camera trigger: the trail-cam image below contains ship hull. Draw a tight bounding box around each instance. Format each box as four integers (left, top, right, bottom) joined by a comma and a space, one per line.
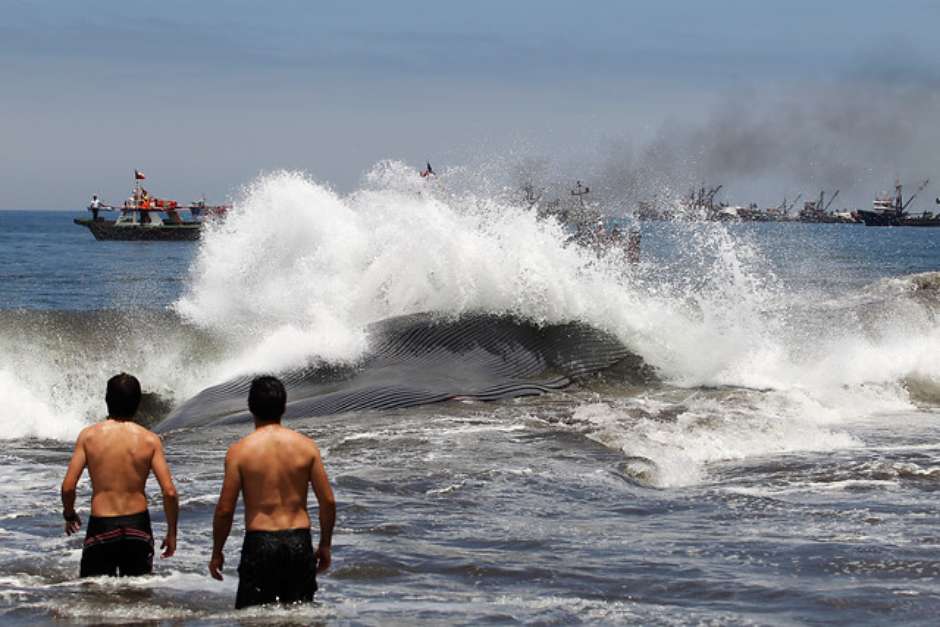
798, 215, 857, 224
74, 218, 201, 241
856, 210, 940, 227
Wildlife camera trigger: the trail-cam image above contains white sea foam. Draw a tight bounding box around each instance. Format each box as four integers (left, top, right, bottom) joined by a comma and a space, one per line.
175, 166, 940, 402
0, 368, 86, 440
3, 164, 939, 443
0, 316, 217, 441
173, 167, 742, 383
175, 165, 623, 349
168, 166, 940, 481
570, 393, 862, 487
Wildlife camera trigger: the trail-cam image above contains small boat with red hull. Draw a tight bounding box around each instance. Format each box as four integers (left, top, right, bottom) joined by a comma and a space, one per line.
74, 170, 229, 241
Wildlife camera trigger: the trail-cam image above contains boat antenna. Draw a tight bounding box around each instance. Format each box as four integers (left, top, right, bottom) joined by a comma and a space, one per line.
570, 181, 590, 207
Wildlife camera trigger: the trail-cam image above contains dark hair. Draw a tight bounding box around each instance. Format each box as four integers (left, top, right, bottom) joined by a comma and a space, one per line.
248, 376, 286, 422
106, 373, 141, 418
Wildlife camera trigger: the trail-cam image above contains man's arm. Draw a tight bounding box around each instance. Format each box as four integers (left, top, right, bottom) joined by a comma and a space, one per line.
209, 447, 241, 581
61, 431, 87, 535
309, 445, 336, 573
150, 435, 179, 558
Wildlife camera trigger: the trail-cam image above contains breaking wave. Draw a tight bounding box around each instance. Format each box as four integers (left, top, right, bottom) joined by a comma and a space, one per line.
174, 165, 940, 397
2, 163, 939, 489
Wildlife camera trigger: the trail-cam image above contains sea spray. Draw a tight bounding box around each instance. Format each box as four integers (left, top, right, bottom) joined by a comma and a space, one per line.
176, 166, 940, 400
174, 165, 645, 370
4, 165, 940, 447
0, 368, 86, 440
0, 311, 220, 440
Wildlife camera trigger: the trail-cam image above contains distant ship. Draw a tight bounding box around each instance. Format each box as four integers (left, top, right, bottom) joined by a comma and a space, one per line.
523, 181, 640, 261
797, 190, 858, 224
856, 179, 938, 227
74, 170, 228, 241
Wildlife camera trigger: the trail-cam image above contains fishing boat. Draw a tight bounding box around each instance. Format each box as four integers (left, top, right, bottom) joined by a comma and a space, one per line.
856, 179, 938, 227
797, 189, 858, 224
74, 170, 228, 241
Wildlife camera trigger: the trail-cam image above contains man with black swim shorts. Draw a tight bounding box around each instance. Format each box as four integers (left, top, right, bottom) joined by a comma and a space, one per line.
60, 373, 179, 577
209, 376, 336, 609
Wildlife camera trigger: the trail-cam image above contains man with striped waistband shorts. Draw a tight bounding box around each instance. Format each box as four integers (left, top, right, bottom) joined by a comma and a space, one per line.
60, 373, 179, 577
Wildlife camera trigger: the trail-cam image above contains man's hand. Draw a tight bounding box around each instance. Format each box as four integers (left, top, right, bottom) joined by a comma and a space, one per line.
316, 545, 331, 573
61, 432, 87, 536
209, 551, 225, 580
161, 533, 176, 558
64, 512, 81, 536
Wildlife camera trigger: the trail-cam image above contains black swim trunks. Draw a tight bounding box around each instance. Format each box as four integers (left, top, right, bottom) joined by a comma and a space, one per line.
236, 528, 318, 609
79, 510, 154, 578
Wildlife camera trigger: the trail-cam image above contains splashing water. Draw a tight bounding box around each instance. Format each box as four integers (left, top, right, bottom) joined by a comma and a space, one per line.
171, 164, 940, 487
176, 165, 940, 399
3, 163, 940, 455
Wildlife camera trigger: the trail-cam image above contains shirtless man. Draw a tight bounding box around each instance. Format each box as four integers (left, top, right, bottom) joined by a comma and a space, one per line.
61, 373, 179, 577
209, 376, 336, 609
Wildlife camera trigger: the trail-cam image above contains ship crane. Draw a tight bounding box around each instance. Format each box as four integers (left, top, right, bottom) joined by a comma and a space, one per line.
815, 189, 839, 213
901, 179, 930, 211
779, 193, 802, 215
788, 193, 802, 213
705, 185, 723, 207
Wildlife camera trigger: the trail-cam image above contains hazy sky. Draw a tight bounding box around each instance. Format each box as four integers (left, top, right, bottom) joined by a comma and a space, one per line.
3, 0, 939, 209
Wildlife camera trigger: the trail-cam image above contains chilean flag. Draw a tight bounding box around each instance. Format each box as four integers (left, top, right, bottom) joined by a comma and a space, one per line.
135, 169, 146, 180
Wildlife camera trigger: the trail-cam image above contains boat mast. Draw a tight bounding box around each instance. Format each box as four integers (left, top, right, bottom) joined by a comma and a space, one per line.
894, 179, 903, 215
571, 181, 590, 208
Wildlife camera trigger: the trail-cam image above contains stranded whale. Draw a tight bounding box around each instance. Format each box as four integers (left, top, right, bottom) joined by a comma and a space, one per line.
156, 313, 636, 431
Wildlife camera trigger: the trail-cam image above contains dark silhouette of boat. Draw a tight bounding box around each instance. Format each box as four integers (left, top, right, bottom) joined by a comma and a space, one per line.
797, 189, 858, 223
857, 179, 939, 227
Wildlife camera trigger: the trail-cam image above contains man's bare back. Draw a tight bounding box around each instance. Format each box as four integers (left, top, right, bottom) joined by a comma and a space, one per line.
70, 420, 165, 517
60, 373, 178, 577
229, 425, 327, 531
209, 376, 335, 608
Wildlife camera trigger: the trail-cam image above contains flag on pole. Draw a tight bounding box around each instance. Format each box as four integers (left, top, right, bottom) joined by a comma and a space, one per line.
135, 169, 146, 180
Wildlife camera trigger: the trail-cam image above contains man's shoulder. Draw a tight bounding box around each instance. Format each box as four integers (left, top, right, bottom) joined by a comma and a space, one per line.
225, 433, 251, 460
293, 431, 322, 464
240, 425, 318, 453
77, 421, 106, 441
141, 427, 162, 447
282, 426, 319, 451
119, 420, 160, 442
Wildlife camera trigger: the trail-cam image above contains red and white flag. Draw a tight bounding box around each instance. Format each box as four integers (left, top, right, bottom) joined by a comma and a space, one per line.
134, 169, 146, 180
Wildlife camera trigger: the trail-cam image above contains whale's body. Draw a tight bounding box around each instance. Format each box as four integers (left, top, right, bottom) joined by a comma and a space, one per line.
156, 313, 634, 431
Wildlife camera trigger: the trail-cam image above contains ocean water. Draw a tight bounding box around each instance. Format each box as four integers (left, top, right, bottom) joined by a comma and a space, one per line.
1, 166, 939, 625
